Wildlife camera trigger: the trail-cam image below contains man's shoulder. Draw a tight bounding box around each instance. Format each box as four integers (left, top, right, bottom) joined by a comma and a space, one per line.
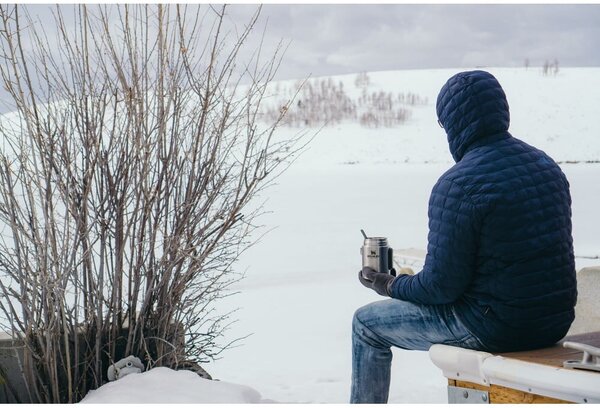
448, 135, 562, 180
434, 135, 567, 203
435, 158, 477, 187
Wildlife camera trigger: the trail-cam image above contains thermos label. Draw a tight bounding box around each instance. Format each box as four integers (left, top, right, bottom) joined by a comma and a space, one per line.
361, 236, 393, 275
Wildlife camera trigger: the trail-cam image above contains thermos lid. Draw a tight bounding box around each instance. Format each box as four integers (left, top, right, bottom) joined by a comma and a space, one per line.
363, 237, 388, 246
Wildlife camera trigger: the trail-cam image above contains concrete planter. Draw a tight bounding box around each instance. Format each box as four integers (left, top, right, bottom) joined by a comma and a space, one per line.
0, 333, 28, 403
0, 322, 207, 403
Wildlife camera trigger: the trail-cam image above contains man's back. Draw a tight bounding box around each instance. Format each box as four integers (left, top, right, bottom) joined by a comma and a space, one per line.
389, 70, 577, 352
448, 132, 577, 351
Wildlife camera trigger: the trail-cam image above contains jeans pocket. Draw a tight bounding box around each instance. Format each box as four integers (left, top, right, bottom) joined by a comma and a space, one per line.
448, 306, 486, 350
457, 332, 485, 350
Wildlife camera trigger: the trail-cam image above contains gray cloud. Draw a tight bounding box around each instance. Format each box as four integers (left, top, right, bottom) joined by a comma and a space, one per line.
7, 4, 600, 87
221, 4, 600, 80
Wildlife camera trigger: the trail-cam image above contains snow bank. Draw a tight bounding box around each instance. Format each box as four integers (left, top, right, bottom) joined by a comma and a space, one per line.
79, 367, 264, 404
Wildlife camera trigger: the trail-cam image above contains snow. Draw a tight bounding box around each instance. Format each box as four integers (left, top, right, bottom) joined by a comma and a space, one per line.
79, 367, 264, 403
37, 67, 600, 403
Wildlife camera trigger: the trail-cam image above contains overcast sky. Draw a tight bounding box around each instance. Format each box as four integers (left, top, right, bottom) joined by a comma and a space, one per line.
16, 3, 600, 83
219, 4, 600, 80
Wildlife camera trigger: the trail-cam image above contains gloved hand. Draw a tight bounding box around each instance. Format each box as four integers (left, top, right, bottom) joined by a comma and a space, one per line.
358, 267, 396, 297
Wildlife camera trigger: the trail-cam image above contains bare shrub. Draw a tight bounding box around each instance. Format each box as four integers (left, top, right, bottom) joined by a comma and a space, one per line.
354, 72, 370, 89
397, 92, 428, 106
264, 77, 356, 127
358, 91, 412, 128
0, 4, 306, 403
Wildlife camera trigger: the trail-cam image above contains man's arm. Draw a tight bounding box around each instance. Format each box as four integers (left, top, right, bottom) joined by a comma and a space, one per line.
389, 177, 480, 304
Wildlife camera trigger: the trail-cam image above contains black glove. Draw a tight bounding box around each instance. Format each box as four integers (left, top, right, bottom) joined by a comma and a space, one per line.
358, 267, 396, 297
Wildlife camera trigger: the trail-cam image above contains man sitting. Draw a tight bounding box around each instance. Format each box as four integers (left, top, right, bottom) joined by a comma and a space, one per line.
352, 70, 577, 404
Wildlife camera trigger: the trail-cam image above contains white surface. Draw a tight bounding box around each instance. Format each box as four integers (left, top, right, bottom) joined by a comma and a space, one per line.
429, 344, 600, 403
80, 367, 264, 404
569, 267, 600, 335
429, 345, 493, 386
483, 356, 600, 403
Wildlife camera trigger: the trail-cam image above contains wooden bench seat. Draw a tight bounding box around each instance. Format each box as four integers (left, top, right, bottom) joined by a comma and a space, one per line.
500, 331, 600, 369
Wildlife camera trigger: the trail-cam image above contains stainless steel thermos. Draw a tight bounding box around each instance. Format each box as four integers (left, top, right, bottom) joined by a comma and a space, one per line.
360, 232, 394, 275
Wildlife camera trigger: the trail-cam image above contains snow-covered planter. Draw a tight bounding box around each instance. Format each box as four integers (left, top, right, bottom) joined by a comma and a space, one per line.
80, 367, 264, 404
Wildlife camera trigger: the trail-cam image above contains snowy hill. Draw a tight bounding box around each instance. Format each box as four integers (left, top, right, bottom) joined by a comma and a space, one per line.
266, 67, 600, 167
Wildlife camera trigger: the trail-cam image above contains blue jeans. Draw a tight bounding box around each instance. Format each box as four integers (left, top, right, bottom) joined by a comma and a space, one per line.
350, 299, 486, 403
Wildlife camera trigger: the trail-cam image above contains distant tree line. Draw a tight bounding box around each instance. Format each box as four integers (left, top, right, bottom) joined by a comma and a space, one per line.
524, 58, 560, 76
263, 73, 428, 128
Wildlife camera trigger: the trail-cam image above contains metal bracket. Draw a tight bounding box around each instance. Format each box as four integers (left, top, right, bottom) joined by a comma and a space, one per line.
563, 341, 600, 372
448, 385, 489, 404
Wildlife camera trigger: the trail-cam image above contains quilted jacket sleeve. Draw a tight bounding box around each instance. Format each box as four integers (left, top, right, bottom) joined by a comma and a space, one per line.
389, 176, 480, 304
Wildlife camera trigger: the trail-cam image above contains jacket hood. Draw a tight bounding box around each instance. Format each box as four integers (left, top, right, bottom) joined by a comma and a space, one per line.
436, 70, 510, 162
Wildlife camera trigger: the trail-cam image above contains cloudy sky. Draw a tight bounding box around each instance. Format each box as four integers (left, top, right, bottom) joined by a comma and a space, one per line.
220, 4, 600, 80
13, 3, 600, 85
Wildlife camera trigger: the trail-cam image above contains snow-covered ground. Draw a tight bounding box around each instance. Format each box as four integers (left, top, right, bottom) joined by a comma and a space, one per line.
203, 67, 600, 403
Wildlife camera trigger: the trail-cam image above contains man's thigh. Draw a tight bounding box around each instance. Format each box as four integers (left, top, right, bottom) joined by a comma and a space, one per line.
353, 298, 480, 351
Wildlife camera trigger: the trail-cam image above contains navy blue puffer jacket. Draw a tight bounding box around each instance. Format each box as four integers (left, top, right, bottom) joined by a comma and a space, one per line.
389, 70, 577, 352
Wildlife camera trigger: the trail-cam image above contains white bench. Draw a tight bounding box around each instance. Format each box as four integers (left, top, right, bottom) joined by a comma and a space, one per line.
429, 266, 600, 404
430, 332, 600, 403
